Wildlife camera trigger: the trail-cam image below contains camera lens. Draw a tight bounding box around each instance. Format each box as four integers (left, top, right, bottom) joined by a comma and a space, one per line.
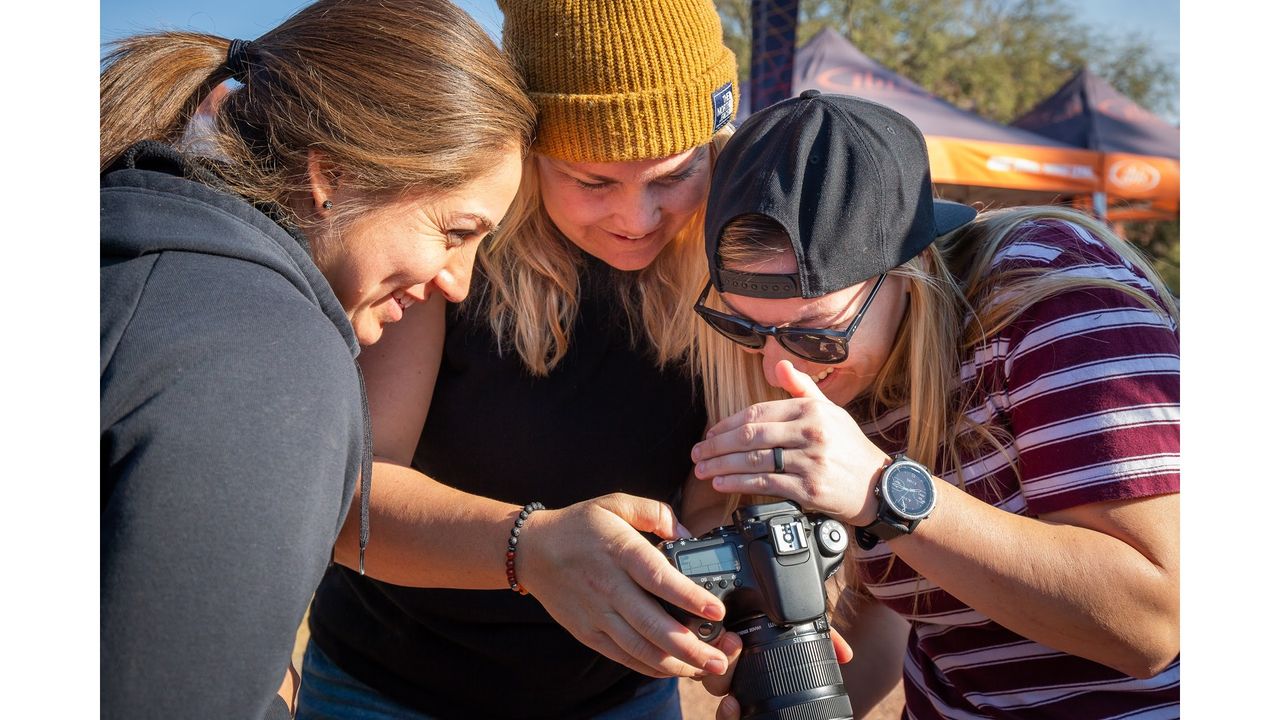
728, 618, 852, 720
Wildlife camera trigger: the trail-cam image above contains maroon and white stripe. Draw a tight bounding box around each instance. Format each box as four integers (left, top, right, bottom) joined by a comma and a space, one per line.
851, 219, 1180, 717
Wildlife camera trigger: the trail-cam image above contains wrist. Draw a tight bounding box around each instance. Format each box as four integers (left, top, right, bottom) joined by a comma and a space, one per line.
849, 453, 893, 527
505, 501, 546, 594
854, 454, 937, 550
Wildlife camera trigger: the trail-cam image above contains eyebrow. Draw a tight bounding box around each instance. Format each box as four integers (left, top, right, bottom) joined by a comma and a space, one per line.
455, 213, 496, 233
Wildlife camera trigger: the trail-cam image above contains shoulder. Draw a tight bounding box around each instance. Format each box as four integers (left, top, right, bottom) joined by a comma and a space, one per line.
987, 216, 1143, 280
973, 213, 1174, 331
103, 252, 358, 430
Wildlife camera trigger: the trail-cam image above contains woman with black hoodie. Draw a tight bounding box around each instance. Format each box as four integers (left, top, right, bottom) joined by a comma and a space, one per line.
99, 2, 535, 718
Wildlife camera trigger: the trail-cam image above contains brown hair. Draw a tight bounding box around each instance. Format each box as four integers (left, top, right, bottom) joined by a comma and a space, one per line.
100, 0, 537, 226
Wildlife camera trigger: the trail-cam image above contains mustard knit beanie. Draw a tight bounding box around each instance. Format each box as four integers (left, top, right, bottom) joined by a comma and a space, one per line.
499, 0, 739, 162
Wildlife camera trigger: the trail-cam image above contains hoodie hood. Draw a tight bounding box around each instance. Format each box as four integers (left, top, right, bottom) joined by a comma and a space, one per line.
101, 142, 358, 358
102, 143, 375, 573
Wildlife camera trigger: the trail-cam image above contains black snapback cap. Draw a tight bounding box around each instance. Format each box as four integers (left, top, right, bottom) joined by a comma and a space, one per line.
706, 90, 977, 299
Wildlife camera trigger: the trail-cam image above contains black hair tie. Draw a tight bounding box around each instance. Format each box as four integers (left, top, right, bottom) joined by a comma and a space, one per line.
225, 39, 254, 82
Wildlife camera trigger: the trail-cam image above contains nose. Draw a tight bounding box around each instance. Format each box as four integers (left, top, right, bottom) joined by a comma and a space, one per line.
756, 337, 791, 387
613, 188, 662, 237
432, 242, 480, 304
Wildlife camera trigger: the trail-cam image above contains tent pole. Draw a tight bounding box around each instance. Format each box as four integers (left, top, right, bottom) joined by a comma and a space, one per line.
1092, 191, 1108, 222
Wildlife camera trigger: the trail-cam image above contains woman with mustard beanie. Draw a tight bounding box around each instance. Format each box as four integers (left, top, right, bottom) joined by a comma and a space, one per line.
299, 1, 742, 718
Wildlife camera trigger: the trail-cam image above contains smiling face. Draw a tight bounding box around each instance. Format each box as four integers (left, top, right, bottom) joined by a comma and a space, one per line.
720, 251, 909, 407
535, 146, 711, 271
311, 148, 523, 346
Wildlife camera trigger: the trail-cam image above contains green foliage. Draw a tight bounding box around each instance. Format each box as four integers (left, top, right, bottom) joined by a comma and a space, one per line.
1123, 219, 1180, 298
714, 0, 1178, 122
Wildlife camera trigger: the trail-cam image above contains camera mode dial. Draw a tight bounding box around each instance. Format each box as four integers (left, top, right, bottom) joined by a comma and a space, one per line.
815, 519, 848, 556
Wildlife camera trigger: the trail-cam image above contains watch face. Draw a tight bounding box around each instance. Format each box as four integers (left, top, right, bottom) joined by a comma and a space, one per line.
883, 462, 935, 519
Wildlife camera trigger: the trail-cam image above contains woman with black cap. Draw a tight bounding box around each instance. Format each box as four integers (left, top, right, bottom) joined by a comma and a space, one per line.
691, 91, 1180, 719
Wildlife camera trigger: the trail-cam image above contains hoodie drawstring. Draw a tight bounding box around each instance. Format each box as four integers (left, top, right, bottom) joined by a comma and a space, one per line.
355, 364, 373, 575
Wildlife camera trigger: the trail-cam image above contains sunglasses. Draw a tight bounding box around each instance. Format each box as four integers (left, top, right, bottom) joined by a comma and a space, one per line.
694, 274, 886, 364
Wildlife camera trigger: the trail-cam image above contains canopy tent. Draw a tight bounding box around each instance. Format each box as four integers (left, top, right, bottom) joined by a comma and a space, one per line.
738, 27, 1103, 205
1013, 69, 1179, 220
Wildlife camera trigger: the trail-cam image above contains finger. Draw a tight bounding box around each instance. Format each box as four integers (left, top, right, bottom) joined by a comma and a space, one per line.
598, 494, 691, 540
694, 442, 808, 481
619, 568, 732, 666
607, 594, 729, 677
703, 398, 806, 439
570, 623, 669, 679
830, 627, 853, 664
716, 693, 741, 720
774, 359, 826, 399
615, 536, 726, 622
701, 631, 743, 696
693, 419, 808, 466
609, 541, 730, 670
708, 471, 799, 499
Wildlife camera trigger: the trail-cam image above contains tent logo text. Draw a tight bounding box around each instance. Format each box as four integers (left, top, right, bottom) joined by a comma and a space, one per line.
1108, 159, 1161, 192
986, 155, 1096, 181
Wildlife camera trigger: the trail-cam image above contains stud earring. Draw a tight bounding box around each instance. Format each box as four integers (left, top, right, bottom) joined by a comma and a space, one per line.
322, 200, 333, 210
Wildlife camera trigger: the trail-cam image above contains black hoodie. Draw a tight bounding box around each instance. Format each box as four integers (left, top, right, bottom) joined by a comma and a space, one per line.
100, 144, 362, 720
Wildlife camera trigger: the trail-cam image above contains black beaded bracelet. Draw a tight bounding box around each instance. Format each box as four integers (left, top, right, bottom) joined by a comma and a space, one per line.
505, 501, 545, 594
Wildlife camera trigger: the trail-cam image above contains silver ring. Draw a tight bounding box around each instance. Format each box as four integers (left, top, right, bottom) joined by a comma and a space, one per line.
772, 447, 785, 473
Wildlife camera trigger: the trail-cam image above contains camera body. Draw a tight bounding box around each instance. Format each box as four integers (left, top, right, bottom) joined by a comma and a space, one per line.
661, 500, 852, 720
661, 500, 848, 641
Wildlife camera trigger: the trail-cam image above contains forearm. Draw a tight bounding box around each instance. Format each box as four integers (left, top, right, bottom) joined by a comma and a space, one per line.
331, 459, 522, 589
889, 482, 1179, 678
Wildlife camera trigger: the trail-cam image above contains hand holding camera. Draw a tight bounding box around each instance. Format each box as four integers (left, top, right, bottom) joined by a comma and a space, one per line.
661, 500, 853, 720
517, 492, 731, 679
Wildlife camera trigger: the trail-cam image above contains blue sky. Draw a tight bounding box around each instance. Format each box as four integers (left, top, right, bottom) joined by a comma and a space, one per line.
101, 1, 1180, 119
100, 0, 1180, 52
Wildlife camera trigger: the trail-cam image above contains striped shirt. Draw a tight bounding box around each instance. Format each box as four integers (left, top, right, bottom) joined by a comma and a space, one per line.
850, 219, 1180, 719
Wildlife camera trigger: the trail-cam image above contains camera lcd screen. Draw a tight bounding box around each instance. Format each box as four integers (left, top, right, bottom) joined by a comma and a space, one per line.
677, 543, 737, 576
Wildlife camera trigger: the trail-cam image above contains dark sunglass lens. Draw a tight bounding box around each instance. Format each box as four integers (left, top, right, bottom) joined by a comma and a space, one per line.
780, 333, 847, 363
703, 314, 765, 349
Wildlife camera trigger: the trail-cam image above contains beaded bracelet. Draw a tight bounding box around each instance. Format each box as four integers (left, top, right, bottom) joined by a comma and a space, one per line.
506, 501, 545, 594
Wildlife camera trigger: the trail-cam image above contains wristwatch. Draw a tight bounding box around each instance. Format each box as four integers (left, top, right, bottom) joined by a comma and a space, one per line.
854, 454, 936, 550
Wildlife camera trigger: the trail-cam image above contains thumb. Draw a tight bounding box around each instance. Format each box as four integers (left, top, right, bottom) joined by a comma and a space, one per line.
774, 359, 825, 399
596, 493, 692, 540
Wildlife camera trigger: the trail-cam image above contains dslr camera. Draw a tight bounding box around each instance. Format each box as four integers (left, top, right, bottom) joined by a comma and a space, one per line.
661, 500, 852, 720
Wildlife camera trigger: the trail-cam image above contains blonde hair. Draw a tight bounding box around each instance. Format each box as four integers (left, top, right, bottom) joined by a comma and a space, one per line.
699, 205, 1178, 494
475, 129, 733, 375
100, 0, 537, 228
701, 206, 1178, 601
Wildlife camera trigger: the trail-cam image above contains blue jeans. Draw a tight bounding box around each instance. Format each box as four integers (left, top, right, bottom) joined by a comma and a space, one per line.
296, 641, 683, 720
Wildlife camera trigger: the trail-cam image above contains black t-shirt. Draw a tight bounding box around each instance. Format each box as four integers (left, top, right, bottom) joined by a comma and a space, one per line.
309, 254, 707, 719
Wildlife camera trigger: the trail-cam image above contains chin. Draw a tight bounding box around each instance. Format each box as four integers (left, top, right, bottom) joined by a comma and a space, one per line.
820, 376, 866, 407
587, 235, 671, 271
353, 322, 385, 347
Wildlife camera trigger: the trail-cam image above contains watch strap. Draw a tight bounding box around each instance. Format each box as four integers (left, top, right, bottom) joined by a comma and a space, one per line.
854, 511, 915, 550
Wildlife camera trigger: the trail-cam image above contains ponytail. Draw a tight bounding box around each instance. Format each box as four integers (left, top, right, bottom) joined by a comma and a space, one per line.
100, 32, 233, 171
100, 0, 535, 226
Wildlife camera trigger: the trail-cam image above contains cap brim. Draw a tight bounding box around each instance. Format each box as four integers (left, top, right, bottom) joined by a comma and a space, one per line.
933, 199, 977, 236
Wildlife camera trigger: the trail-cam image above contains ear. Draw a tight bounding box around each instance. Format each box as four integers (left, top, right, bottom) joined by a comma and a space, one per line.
306, 149, 340, 212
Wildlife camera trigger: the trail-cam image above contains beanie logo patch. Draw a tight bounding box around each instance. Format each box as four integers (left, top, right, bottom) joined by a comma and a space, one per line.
712, 82, 734, 132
